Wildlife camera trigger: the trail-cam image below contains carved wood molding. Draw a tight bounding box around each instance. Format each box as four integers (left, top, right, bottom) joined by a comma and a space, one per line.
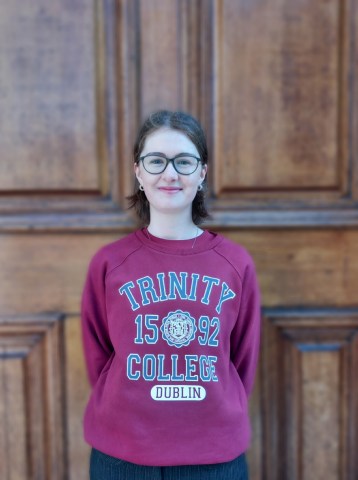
0, 0, 120, 210
0, 313, 67, 479
1, 0, 358, 230
1, 208, 358, 232
261, 308, 358, 480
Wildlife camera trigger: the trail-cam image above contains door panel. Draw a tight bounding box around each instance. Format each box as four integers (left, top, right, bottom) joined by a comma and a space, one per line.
212, 0, 341, 192
262, 311, 358, 479
0, 0, 98, 192
0, 314, 65, 479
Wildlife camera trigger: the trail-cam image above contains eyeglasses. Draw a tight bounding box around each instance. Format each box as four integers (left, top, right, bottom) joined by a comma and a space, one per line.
138, 152, 202, 175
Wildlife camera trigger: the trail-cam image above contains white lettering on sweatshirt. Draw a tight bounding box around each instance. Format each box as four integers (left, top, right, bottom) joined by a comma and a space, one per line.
118, 272, 236, 313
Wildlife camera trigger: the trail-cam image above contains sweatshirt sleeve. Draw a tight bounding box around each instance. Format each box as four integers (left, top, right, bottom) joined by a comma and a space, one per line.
230, 257, 261, 397
81, 250, 113, 388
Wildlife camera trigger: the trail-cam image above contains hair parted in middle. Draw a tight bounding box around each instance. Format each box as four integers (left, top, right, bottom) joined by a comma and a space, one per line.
128, 110, 209, 225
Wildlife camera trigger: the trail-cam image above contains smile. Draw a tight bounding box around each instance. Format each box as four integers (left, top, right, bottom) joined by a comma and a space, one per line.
158, 187, 182, 193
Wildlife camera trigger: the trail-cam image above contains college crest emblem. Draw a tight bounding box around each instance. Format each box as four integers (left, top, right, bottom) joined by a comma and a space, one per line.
161, 310, 197, 348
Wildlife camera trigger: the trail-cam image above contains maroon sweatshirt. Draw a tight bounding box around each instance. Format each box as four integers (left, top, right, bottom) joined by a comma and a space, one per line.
81, 228, 261, 466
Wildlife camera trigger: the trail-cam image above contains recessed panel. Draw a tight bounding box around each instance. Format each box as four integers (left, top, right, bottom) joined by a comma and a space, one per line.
214, 0, 342, 193
0, 1, 98, 191
302, 351, 340, 480
65, 315, 91, 480
139, 0, 182, 117
1, 229, 358, 315
0, 315, 66, 479
262, 312, 358, 479
0, 357, 28, 479
137, 0, 203, 120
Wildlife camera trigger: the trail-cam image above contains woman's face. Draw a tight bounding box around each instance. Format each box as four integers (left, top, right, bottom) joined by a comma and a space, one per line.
134, 128, 207, 219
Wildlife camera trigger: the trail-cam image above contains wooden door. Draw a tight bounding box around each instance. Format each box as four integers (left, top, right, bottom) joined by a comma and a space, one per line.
1, 1, 357, 479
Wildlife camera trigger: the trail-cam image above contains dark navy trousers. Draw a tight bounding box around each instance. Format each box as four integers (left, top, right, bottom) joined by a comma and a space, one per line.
90, 448, 249, 480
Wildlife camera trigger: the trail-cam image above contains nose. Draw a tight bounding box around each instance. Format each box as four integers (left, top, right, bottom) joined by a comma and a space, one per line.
162, 160, 179, 180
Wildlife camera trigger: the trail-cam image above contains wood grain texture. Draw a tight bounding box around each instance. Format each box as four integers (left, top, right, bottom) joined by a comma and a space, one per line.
0, 229, 357, 315
65, 315, 90, 480
139, 0, 181, 115
0, 233, 119, 315
302, 351, 340, 480
0, 0, 358, 478
246, 364, 263, 480
0, 0, 101, 193
219, 229, 358, 307
261, 311, 358, 480
0, 314, 66, 480
0, 358, 28, 479
212, 0, 347, 194
116, 0, 204, 201
0, 0, 356, 218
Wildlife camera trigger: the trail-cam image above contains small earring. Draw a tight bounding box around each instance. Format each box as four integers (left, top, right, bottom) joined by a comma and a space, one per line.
198, 184, 203, 191
139, 184, 144, 191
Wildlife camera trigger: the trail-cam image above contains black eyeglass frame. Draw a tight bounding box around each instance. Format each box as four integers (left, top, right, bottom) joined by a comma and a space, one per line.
138, 152, 202, 175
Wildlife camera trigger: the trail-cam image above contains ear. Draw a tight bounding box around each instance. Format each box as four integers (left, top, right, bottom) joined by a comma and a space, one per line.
134, 162, 143, 185
199, 163, 208, 182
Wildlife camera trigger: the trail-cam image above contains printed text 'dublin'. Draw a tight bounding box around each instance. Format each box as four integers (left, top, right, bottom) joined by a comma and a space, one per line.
150, 385, 206, 401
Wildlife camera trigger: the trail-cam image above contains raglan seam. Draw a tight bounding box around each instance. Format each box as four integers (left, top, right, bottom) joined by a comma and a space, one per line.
212, 247, 247, 283
105, 243, 144, 280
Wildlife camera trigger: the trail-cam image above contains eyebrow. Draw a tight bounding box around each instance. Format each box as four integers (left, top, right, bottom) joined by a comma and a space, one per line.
140, 152, 199, 158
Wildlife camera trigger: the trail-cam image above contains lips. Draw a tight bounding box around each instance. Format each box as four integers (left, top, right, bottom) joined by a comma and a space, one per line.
158, 187, 182, 192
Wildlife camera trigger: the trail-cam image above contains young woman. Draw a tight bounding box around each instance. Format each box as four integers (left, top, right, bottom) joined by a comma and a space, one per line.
81, 110, 261, 479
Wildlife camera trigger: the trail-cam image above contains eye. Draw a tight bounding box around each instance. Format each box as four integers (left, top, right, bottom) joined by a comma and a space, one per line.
177, 158, 191, 165
146, 156, 166, 165
175, 157, 197, 166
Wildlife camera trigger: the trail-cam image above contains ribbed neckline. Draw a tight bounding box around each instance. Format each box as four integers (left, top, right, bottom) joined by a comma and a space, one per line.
135, 228, 222, 255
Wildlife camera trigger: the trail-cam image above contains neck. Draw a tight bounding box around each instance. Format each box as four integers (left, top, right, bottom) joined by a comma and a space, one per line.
147, 211, 200, 240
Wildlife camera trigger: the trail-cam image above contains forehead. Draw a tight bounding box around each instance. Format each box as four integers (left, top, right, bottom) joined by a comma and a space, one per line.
141, 128, 199, 156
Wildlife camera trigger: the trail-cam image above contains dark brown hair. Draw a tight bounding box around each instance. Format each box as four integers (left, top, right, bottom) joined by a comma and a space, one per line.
128, 110, 209, 225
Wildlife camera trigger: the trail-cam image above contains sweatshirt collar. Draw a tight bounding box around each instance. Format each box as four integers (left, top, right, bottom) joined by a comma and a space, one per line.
135, 228, 222, 255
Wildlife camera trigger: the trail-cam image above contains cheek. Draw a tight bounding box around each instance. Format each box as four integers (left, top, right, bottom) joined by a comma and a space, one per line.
140, 175, 158, 193
185, 180, 201, 198
135, 165, 153, 186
